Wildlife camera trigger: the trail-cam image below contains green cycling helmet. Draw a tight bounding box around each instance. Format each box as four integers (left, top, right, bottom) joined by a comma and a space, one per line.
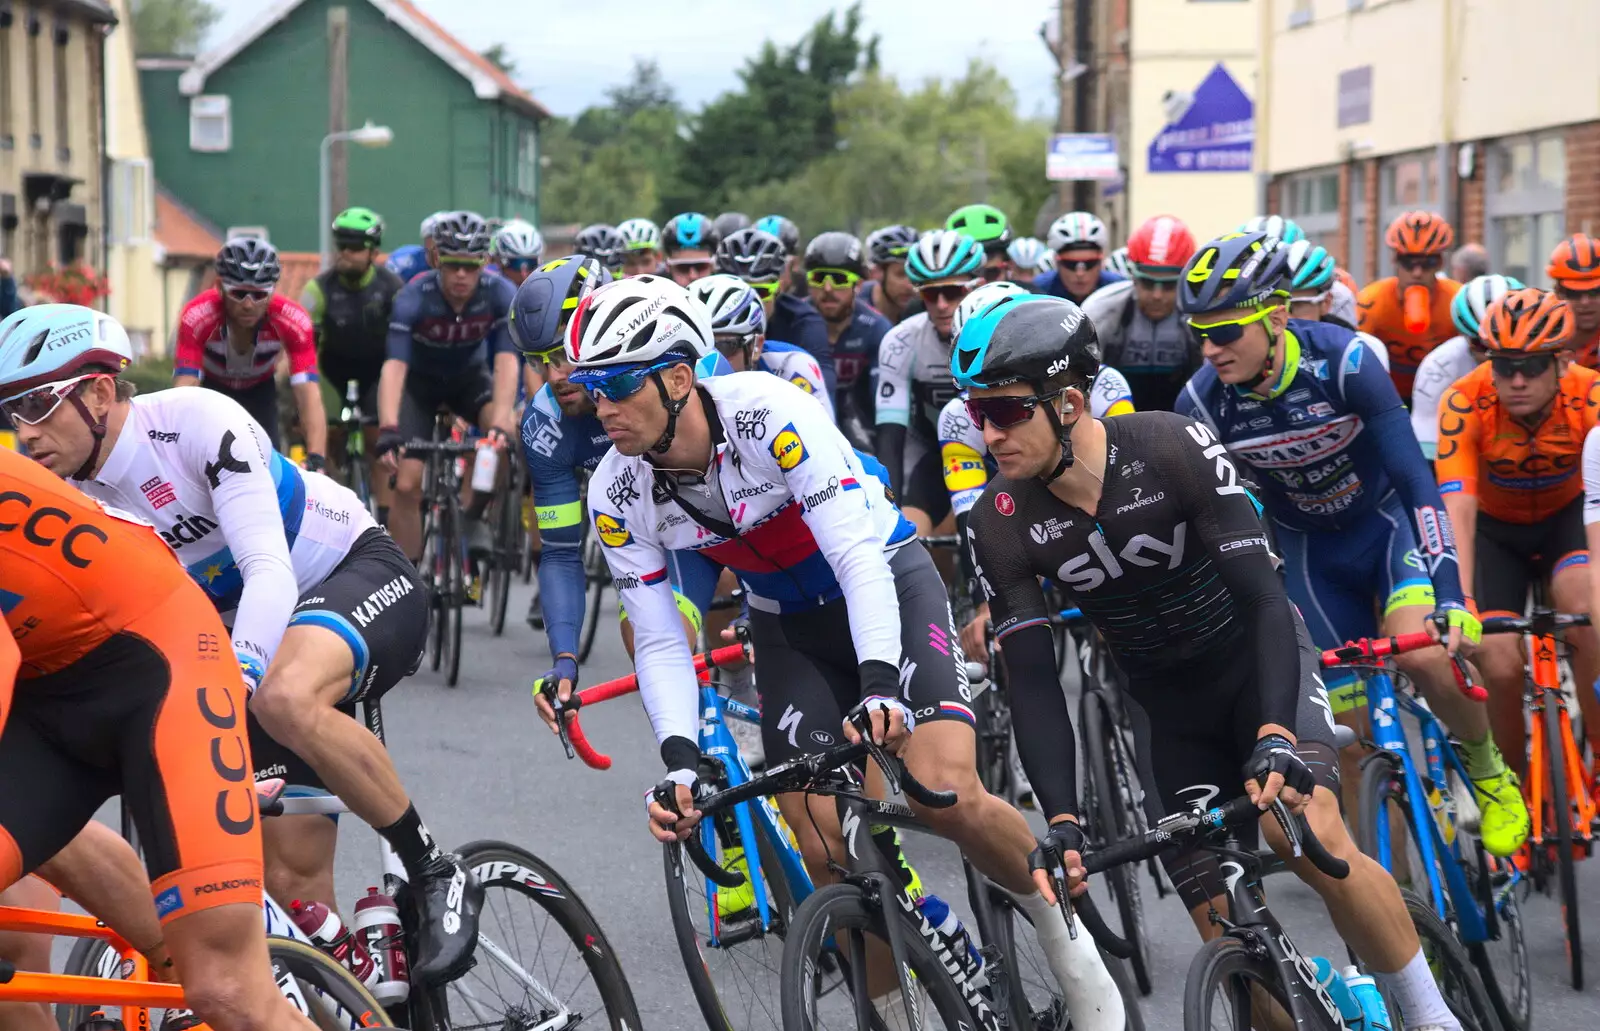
946, 204, 1012, 254
332, 206, 383, 247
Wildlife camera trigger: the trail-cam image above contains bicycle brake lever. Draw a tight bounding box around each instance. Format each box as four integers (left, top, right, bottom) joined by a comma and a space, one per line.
1267, 798, 1304, 858
537, 677, 580, 760
1449, 652, 1489, 702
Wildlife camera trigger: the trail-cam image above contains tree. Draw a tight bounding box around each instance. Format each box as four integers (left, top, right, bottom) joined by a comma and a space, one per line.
130, 0, 219, 56
480, 44, 516, 76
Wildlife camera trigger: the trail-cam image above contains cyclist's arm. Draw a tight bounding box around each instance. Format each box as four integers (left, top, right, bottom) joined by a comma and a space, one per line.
0, 624, 15, 737
1091, 366, 1135, 417
1339, 339, 1465, 606
183, 403, 300, 683
789, 305, 837, 400
586, 475, 699, 772
968, 502, 1078, 819
1582, 426, 1600, 615
787, 353, 834, 420
1435, 385, 1480, 601
873, 328, 913, 497
299, 279, 327, 351
769, 405, 902, 690
1169, 417, 1301, 735
524, 420, 587, 659
172, 303, 206, 388
937, 398, 987, 587
379, 289, 419, 429
279, 301, 326, 457
487, 288, 521, 435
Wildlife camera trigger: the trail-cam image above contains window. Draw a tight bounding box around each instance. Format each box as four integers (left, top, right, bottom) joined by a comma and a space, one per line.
0, 6, 13, 149
1347, 164, 1369, 284
1280, 168, 1341, 255
189, 95, 231, 152
517, 128, 538, 199
24, 11, 37, 149
109, 158, 151, 244
1288, 0, 1313, 28
1376, 150, 1440, 276
1485, 132, 1565, 287
51, 22, 67, 162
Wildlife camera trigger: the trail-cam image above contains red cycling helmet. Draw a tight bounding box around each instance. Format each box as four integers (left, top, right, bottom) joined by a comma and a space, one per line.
1126, 215, 1197, 281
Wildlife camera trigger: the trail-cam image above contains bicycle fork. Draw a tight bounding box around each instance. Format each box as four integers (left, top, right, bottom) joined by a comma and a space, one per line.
1525, 632, 1596, 848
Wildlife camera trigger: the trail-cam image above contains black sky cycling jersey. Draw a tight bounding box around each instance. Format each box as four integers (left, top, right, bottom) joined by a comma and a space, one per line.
968, 411, 1299, 719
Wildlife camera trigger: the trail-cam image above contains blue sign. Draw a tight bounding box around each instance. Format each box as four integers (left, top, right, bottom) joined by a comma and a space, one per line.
1147, 63, 1253, 174
1047, 134, 1119, 182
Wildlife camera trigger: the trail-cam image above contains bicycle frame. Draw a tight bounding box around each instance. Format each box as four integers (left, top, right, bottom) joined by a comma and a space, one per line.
0, 907, 179, 1009
1522, 621, 1596, 849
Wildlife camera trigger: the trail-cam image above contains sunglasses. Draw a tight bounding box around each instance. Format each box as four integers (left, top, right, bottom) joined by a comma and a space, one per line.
669, 259, 715, 274
224, 285, 271, 302
1187, 304, 1279, 346
504, 258, 539, 274
522, 347, 570, 370
714, 333, 758, 358
1489, 353, 1556, 379
919, 283, 973, 306
978, 264, 1007, 283
0, 373, 104, 425
1133, 277, 1178, 292
335, 242, 372, 253
806, 268, 861, 290
1057, 257, 1101, 273
1556, 285, 1600, 300
1395, 255, 1443, 272
964, 390, 1063, 430
440, 259, 485, 273
746, 279, 782, 300
571, 359, 681, 403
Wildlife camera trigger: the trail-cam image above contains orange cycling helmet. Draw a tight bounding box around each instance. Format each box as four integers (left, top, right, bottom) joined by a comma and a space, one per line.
1478, 287, 1573, 353
1384, 210, 1455, 256
1547, 233, 1600, 289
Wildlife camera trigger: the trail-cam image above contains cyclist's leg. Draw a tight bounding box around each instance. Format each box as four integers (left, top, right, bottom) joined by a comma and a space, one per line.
0, 877, 57, 1031
387, 375, 437, 562
1274, 515, 1373, 817
1546, 512, 1600, 755
35, 821, 175, 976
357, 375, 394, 517
1472, 513, 1538, 776
247, 713, 339, 909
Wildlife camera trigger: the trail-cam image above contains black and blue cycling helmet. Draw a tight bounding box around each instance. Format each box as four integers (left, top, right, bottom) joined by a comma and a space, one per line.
509, 256, 614, 355
663, 212, 720, 255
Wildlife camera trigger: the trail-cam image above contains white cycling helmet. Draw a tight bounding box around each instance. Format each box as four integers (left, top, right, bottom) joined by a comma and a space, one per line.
565, 274, 715, 368
1104, 246, 1135, 278
421, 210, 450, 241
1006, 237, 1047, 272
688, 273, 767, 337
1047, 211, 1109, 253
492, 219, 544, 261
952, 281, 1029, 342
617, 218, 662, 253
1452, 273, 1525, 339
0, 304, 133, 396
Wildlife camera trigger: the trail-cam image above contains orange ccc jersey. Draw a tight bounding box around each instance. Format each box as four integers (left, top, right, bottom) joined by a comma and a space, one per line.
1436, 360, 1600, 524
0, 447, 193, 677
1357, 277, 1462, 402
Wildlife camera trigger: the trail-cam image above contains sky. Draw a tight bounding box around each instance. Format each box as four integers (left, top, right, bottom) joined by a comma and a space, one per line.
204, 0, 1062, 119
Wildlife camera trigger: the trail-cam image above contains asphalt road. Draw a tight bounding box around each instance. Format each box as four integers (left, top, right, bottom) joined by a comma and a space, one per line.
71, 576, 1590, 1030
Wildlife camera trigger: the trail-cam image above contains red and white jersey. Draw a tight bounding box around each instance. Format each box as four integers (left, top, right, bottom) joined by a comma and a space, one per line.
174, 289, 318, 391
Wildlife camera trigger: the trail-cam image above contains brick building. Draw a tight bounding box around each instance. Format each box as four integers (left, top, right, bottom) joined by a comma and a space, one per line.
1259, 0, 1600, 287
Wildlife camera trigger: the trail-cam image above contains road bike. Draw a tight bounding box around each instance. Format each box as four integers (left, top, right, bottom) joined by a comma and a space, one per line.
333, 378, 379, 520
406, 416, 478, 687
1322, 630, 1530, 1031
482, 450, 528, 637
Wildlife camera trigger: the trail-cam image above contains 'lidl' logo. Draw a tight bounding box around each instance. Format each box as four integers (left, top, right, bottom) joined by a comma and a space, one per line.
595, 513, 632, 548
771, 424, 807, 471
940, 442, 987, 492
789, 375, 814, 394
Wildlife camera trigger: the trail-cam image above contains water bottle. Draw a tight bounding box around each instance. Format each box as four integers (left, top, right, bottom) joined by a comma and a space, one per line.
1343, 966, 1394, 1031
471, 439, 499, 492
352, 886, 411, 1005
914, 893, 986, 990
290, 898, 379, 988
1310, 956, 1362, 1027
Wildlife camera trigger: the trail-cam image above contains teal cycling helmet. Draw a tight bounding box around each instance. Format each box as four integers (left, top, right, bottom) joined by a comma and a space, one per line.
1239, 215, 1305, 245
1280, 239, 1337, 292
1451, 274, 1525, 339
906, 229, 984, 286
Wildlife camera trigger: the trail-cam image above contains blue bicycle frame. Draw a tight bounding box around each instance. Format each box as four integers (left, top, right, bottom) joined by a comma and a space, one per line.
1363, 666, 1516, 945
694, 683, 815, 945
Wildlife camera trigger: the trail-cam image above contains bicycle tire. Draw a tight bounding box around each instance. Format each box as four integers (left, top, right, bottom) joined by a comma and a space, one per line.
423, 494, 446, 673
1543, 696, 1582, 990
973, 680, 1011, 804
58, 934, 391, 1031
1357, 751, 1427, 878
1181, 936, 1297, 1031
1080, 691, 1152, 996
664, 817, 799, 1031
1403, 888, 1505, 1031
986, 887, 1143, 1031
444, 839, 642, 1030
578, 532, 606, 663
1466, 854, 1531, 1031
780, 882, 999, 1031
443, 489, 466, 687
487, 486, 517, 637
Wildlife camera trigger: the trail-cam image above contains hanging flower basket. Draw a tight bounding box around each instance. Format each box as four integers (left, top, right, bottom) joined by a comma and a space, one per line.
25, 263, 112, 306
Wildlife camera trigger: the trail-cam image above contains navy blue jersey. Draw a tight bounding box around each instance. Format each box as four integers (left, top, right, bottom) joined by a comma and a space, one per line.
385, 269, 518, 376
1175, 318, 1464, 605
1032, 267, 1124, 304
767, 293, 835, 398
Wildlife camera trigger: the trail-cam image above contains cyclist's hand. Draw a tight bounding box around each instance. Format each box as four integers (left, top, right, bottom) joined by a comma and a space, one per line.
719, 621, 755, 663
1426, 601, 1481, 659
1245, 733, 1314, 812
375, 426, 405, 472
304, 452, 326, 474
960, 605, 989, 665
843, 696, 914, 754
1029, 818, 1089, 904
532, 654, 580, 734
647, 774, 700, 843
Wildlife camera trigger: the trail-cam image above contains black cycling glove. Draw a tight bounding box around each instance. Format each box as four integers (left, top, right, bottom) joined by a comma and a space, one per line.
1244, 733, 1316, 797
375, 426, 406, 458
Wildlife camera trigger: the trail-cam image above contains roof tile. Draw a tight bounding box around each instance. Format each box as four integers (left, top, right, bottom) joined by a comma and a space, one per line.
385, 0, 548, 118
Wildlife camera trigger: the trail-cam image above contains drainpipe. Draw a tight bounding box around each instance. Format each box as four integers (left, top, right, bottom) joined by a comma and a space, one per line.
1254, 0, 1272, 215
98, 22, 110, 301
1438, 0, 1456, 228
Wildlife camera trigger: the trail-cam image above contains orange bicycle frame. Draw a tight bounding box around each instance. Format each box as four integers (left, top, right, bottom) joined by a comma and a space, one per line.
1524, 629, 1596, 845
0, 904, 183, 1018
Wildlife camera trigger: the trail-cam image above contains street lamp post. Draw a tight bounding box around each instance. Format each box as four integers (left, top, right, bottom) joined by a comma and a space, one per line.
319, 121, 395, 267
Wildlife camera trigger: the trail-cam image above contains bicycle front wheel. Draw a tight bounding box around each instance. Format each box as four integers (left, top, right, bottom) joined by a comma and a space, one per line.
442, 492, 466, 687
1181, 936, 1294, 1031
780, 882, 999, 1031
1543, 697, 1582, 990
578, 531, 606, 663
1464, 836, 1531, 1031
986, 887, 1143, 1031
1403, 889, 1504, 1031
1081, 690, 1152, 995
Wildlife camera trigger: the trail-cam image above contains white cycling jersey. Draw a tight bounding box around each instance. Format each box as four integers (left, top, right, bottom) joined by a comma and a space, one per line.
587, 372, 916, 747
1410, 335, 1477, 459
758, 341, 834, 419
935, 367, 1135, 517
82, 388, 375, 678
876, 312, 958, 438
1583, 424, 1600, 526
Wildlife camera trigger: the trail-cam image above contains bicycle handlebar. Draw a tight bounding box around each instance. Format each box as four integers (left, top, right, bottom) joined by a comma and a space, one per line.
1482, 612, 1592, 635
1319, 630, 1487, 702
401, 439, 479, 455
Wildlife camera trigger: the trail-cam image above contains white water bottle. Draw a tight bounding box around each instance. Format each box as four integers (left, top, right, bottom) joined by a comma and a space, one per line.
352, 887, 411, 1005
471, 439, 499, 492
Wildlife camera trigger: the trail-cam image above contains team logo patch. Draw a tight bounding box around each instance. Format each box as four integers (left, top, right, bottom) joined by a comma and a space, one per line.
941, 442, 987, 492
994, 492, 1015, 516
789, 374, 814, 394
770, 424, 808, 471
595, 513, 632, 548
